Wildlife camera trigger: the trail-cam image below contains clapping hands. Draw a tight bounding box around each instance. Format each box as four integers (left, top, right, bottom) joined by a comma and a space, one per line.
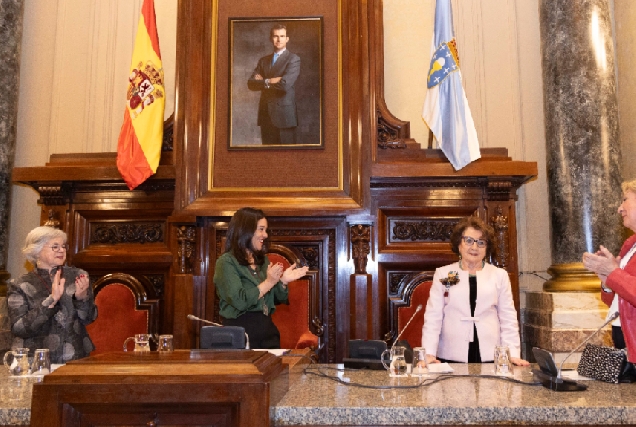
582, 245, 620, 279
281, 263, 310, 285
74, 273, 90, 301
51, 268, 65, 305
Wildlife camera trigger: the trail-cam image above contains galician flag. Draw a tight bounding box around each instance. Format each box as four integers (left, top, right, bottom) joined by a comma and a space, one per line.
422, 0, 480, 170
117, 0, 164, 190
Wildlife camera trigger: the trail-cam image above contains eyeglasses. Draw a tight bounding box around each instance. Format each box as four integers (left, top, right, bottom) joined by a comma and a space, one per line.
46, 244, 69, 252
461, 236, 487, 248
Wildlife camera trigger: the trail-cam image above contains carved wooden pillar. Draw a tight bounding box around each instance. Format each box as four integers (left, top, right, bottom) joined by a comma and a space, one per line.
170, 222, 199, 349
485, 179, 521, 314
349, 223, 374, 339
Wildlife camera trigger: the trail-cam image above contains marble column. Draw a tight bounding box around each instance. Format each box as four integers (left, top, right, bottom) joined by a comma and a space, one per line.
540, 0, 623, 291
525, 0, 622, 362
0, 0, 25, 351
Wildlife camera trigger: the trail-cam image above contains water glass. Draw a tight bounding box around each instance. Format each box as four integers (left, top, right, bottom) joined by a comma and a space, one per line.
123, 334, 151, 352
381, 345, 408, 377
3, 348, 30, 376
411, 347, 428, 377
157, 334, 174, 352
494, 345, 512, 375
31, 349, 51, 376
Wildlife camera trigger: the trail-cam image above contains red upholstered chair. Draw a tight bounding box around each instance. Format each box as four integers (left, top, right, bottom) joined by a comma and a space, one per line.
86, 273, 160, 354
386, 272, 434, 350
268, 245, 320, 350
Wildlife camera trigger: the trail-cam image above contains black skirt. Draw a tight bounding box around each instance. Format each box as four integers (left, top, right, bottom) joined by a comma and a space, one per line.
222, 311, 281, 349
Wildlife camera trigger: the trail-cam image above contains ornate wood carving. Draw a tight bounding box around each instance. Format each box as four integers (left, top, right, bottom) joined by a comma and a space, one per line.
391, 220, 455, 242
296, 245, 320, 270
162, 114, 174, 152
377, 110, 407, 149
389, 272, 411, 295
145, 274, 165, 298
44, 209, 61, 229
38, 185, 68, 205
487, 180, 515, 201
177, 226, 196, 274
90, 223, 164, 244
490, 205, 510, 269
350, 224, 371, 274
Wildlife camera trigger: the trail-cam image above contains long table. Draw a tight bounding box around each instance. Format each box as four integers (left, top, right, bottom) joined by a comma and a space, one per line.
271, 363, 636, 426
3, 354, 636, 427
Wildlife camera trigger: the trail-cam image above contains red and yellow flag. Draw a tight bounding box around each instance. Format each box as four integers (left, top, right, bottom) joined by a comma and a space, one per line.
117, 0, 164, 190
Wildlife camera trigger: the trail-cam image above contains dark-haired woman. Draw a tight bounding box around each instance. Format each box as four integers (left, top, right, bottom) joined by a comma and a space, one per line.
214, 207, 309, 349
421, 216, 529, 366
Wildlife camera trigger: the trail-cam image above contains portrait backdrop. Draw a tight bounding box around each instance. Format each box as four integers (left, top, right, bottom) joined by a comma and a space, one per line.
230, 19, 322, 148
211, 0, 340, 189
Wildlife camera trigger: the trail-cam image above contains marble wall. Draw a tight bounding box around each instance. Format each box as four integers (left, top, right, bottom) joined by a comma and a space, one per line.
0, 0, 25, 351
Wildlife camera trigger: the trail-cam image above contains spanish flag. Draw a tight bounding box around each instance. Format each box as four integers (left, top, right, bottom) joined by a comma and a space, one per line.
117, 0, 164, 190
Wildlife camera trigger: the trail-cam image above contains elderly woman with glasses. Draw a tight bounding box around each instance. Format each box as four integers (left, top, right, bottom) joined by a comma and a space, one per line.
421, 216, 529, 366
7, 226, 97, 363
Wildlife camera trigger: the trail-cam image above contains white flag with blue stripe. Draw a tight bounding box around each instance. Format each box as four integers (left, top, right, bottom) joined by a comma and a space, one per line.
422, 0, 480, 170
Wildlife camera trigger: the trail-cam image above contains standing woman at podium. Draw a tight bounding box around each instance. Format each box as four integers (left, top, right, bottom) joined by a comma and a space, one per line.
421, 217, 529, 366
214, 207, 309, 348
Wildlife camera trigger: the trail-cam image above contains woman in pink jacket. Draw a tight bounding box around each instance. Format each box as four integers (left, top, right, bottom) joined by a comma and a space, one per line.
422, 216, 529, 366
583, 179, 636, 361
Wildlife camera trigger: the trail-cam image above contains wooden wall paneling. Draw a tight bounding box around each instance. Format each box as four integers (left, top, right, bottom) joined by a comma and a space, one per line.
172, 273, 195, 350
174, 0, 212, 212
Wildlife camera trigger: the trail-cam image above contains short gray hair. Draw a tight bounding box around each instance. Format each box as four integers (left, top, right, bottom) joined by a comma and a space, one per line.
622, 180, 636, 195
22, 226, 67, 265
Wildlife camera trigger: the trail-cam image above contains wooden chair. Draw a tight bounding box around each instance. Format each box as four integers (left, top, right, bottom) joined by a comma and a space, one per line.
385, 272, 434, 350
268, 244, 322, 351
86, 273, 160, 354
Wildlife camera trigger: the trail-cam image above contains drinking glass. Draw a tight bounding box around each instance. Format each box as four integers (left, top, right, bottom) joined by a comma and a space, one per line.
3, 348, 30, 376
411, 347, 428, 377
31, 349, 51, 376
123, 334, 151, 352
381, 346, 408, 377
494, 345, 512, 375
157, 334, 174, 352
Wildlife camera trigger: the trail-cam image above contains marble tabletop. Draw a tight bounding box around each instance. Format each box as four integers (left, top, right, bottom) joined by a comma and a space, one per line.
271, 363, 636, 426
4, 361, 636, 426
0, 374, 39, 426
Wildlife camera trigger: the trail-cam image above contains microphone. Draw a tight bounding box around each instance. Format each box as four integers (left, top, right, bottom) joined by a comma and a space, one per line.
533, 311, 618, 391
392, 304, 423, 346
187, 314, 250, 349
187, 314, 223, 327
557, 311, 620, 380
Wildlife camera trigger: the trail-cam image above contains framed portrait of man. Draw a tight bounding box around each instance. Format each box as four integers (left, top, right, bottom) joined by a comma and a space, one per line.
229, 18, 323, 149
174, 0, 364, 209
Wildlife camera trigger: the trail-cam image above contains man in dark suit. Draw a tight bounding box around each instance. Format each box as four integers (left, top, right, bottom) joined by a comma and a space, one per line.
247, 24, 300, 145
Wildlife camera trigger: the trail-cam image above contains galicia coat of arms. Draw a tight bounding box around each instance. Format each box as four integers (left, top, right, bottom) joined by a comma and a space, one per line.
127, 60, 164, 119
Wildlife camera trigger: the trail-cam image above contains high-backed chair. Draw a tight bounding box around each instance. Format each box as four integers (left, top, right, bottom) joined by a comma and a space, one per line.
268, 245, 321, 351
86, 273, 160, 354
386, 272, 434, 350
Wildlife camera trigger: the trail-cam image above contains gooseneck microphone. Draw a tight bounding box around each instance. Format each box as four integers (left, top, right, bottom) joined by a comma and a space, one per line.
187, 314, 223, 327
557, 311, 620, 380
392, 304, 423, 346
187, 314, 250, 349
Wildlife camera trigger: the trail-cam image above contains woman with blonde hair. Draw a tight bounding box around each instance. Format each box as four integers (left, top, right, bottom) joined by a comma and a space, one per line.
583, 179, 636, 359
7, 226, 97, 363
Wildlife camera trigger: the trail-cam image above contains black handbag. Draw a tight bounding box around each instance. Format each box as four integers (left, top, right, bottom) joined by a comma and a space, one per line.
576, 343, 636, 383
